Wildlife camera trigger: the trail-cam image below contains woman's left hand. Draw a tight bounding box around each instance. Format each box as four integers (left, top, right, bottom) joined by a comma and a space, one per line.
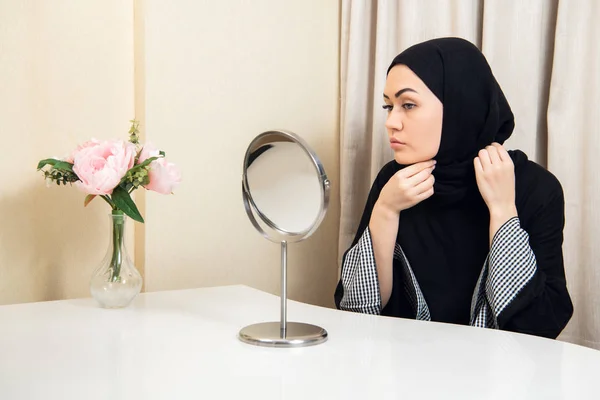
474, 143, 518, 218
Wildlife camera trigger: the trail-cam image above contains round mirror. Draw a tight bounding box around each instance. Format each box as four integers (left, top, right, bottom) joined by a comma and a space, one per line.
239, 130, 330, 348
242, 130, 330, 243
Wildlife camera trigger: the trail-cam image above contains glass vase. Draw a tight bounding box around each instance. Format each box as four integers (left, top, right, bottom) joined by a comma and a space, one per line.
90, 211, 142, 308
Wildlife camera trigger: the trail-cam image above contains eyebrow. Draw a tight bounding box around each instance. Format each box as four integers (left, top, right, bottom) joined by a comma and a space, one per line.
383, 88, 418, 99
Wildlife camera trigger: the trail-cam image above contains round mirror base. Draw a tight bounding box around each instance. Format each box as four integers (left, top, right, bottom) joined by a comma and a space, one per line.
238, 322, 328, 348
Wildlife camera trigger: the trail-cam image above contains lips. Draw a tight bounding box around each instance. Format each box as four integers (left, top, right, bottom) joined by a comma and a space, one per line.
390, 138, 405, 145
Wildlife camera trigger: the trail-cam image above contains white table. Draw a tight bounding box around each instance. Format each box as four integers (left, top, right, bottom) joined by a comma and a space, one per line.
0, 285, 598, 399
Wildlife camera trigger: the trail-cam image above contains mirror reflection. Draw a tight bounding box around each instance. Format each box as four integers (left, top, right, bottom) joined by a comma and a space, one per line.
245, 141, 323, 234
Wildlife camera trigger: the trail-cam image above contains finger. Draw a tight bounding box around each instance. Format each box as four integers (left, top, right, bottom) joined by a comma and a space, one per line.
486, 145, 501, 164
474, 157, 483, 175
400, 160, 436, 178
478, 149, 491, 169
406, 165, 434, 186
491, 143, 511, 163
416, 187, 434, 202
399, 160, 436, 178
413, 173, 434, 195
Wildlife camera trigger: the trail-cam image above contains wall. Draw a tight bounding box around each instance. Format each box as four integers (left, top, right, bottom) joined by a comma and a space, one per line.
0, 0, 134, 304
0, 0, 341, 308
141, 0, 341, 307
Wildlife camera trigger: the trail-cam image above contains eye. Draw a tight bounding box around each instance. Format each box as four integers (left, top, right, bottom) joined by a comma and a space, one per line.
382, 105, 393, 112
402, 103, 416, 110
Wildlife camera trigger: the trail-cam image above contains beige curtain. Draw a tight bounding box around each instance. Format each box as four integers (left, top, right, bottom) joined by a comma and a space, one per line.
546, 0, 600, 349
339, 0, 600, 349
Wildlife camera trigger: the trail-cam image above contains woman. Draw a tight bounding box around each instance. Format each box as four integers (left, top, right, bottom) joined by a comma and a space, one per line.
334, 37, 573, 338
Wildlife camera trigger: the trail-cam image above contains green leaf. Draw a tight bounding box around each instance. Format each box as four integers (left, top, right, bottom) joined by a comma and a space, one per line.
84, 194, 96, 207
52, 161, 74, 172
37, 158, 60, 170
36, 158, 74, 172
111, 186, 144, 223
136, 155, 162, 169
159, 151, 165, 157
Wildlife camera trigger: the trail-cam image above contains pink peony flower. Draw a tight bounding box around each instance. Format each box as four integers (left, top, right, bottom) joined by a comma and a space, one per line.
65, 139, 100, 163
138, 143, 160, 164
72, 140, 136, 195
138, 143, 181, 194
146, 158, 181, 194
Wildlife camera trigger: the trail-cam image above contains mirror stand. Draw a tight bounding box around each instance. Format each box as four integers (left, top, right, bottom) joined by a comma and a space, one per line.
237, 130, 330, 348
238, 240, 328, 348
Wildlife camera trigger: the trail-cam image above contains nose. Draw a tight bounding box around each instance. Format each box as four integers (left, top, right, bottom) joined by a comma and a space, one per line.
385, 108, 403, 132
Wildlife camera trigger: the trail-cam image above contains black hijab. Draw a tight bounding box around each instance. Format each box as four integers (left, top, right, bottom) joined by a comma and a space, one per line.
387, 37, 526, 203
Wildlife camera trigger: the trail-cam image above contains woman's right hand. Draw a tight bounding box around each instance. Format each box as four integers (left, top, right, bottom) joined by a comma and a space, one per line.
375, 160, 436, 214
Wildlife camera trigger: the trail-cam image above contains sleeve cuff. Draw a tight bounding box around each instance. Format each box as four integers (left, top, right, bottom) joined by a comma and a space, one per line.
339, 227, 382, 314
486, 217, 537, 316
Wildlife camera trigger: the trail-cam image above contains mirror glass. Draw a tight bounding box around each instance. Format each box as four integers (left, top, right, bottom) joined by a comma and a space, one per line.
242, 131, 329, 243
246, 142, 321, 233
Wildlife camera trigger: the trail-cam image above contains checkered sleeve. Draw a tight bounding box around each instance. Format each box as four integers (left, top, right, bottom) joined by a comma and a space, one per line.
338, 227, 382, 315
471, 217, 537, 328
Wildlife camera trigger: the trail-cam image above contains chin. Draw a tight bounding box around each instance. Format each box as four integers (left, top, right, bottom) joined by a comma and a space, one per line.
394, 153, 426, 165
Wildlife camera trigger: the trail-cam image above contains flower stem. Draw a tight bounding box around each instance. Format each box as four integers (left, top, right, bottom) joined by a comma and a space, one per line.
100, 195, 117, 210
109, 210, 125, 282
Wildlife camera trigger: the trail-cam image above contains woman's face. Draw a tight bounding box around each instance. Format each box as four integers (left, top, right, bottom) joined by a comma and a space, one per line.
383, 64, 443, 165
